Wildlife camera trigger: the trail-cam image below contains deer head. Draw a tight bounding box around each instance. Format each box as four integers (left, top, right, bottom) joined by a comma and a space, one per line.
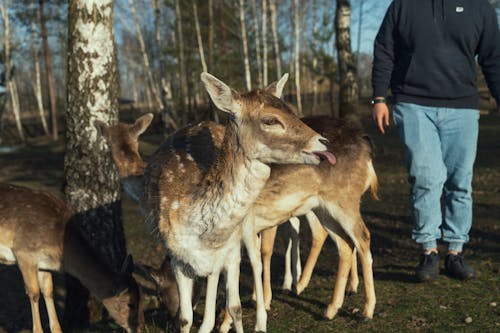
201, 73, 336, 166
95, 113, 154, 178
101, 255, 144, 333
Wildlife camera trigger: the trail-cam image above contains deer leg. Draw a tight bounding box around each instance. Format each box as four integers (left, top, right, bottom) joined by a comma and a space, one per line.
243, 220, 267, 331
198, 270, 220, 333
296, 211, 328, 295
172, 264, 194, 333
260, 226, 277, 310
224, 249, 244, 333
38, 271, 62, 333
16, 256, 43, 333
323, 204, 376, 320
283, 217, 301, 291
347, 248, 359, 295
218, 307, 233, 333
323, 230, 355, 320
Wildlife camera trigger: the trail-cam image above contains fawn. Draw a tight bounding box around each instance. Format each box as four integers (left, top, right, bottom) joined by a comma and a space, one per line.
0, 183, 144, 333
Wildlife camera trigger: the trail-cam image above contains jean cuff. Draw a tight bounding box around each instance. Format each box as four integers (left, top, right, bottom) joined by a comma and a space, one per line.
447, 242, 464, 253
421, 240, 438, 251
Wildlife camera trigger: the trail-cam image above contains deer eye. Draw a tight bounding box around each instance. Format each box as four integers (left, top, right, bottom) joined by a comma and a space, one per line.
261, 116, 283, 127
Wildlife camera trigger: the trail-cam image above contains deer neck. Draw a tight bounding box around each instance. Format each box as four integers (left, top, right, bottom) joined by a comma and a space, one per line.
62, 223, 127, 300
118, 157, 146, 204
192, 120, 270, 243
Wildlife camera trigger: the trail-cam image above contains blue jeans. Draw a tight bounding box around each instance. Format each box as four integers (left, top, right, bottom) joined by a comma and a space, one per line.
393, 103, 479, 253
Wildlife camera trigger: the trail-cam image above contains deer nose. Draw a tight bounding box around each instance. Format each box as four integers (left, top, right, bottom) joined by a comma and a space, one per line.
319, 137, 329, 146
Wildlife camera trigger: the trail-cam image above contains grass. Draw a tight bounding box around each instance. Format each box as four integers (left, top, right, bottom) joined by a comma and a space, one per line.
0, 111, 498, 333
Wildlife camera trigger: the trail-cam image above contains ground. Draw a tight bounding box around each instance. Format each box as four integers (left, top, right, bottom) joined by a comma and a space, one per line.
0, 110, 498, 333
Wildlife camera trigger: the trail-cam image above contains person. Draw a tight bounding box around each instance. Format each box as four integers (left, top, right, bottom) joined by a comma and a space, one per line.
371, 0, 500, 281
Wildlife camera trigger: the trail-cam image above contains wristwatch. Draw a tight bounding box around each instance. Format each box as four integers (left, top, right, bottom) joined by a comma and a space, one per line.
370, 97, 386, 105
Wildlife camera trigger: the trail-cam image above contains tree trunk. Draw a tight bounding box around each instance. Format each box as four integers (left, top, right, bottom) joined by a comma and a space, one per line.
64, 0, 126, 328
239, 0, 252, 91
335, 0, 359, 122
39, 0, 58, 140
251, 0, 263, 88
31, 15, 49, 135
269, 0, 282, 80
294, 0, 302, 115
262, 0, 268, 87
312, 0, 318, 111
175, 0, 189, 124
208, 0, 215, 72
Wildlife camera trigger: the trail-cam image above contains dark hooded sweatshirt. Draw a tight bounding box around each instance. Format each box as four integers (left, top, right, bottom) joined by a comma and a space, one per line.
372, 0, 500, 109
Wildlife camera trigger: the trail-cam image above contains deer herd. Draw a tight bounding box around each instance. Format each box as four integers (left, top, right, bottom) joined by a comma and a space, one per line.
0, 73, 378, 332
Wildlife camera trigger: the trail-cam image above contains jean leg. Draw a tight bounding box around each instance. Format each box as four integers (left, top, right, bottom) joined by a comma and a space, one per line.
393, 104, 447, 249
439, 109, 479, 252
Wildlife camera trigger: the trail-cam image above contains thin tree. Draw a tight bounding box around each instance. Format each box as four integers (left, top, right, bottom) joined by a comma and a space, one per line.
31, 4, 49, 135
39, 0, 58, 140
335, 0, 359, 121
294, 0, 303, 115
129, 0, 162, 111
208, 0, 215, 71
251, 0, 263, 87
239, 0, 252, 91
175, 0, 189, 123
1, 0, 24, 141
64, 0, 126, 327
269, 0, 282, 79
262, 0, 268, 86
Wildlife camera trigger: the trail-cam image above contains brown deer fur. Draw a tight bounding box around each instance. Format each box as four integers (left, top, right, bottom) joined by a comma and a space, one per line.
0, 184, 144, 333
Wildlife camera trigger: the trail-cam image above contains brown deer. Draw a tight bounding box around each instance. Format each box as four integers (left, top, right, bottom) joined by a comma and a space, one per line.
99, 112, 376, 332
99, 72, 331, 333
0, 183, 144, 333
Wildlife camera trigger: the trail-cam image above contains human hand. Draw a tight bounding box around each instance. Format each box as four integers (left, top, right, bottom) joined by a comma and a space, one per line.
372, 102, 390, 134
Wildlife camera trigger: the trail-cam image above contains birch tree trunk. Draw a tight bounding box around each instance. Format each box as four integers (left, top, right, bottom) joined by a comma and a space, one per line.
64, 0, 126, 327
294, 0, 302, 115
251, 0, 263, 87
39, 0, 58, 140
130, 0, 162, 111
31, 16, 49, 135
239, 0, 252, 91
262, 0, 268, 87
335, 0, 359, 121
269, 0, 282, 80
175, 0, 189, 123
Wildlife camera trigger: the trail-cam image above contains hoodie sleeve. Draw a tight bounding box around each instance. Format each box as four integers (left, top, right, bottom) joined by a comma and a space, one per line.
477, 1, 500, 105
372, 2, 396, 98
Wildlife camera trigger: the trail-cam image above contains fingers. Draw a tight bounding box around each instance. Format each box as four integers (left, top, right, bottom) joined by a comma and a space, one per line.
377, 114, 385, 134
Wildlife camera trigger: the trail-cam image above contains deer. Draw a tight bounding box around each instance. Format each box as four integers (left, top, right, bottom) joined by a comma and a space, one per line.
98, 110, 377, 332
0, 183, 144, 333
97, 72, 332, 333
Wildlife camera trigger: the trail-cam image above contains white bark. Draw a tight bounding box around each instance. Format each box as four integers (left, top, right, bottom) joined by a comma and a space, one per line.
269, 0, 282, 79
239, 0, 252, 91
251, 0, 263, 87
262, 0, 268, 87
294, 0, 302, 115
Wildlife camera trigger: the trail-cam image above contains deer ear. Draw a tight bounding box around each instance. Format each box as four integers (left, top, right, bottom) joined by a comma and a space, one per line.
200, 72, 241, 115
131, 113, 153, 137
121, 254, 135, 275
94, 120, 109, 139
265, 73, 289, 98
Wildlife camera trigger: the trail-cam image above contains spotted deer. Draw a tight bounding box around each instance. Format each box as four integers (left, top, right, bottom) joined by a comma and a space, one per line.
99, 72, 331, 333
0, 183, 144, 333
99, 111, 377, 332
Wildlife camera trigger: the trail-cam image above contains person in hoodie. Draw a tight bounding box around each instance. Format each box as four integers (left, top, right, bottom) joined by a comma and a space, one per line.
371, 0, 500, 282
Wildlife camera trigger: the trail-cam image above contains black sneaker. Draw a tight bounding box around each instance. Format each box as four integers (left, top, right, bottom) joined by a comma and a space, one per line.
416, 252, 439, 282
444, 253, 476, 280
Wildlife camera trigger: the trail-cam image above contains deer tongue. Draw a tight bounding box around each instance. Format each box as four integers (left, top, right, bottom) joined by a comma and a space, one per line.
313, 151, 337, 165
